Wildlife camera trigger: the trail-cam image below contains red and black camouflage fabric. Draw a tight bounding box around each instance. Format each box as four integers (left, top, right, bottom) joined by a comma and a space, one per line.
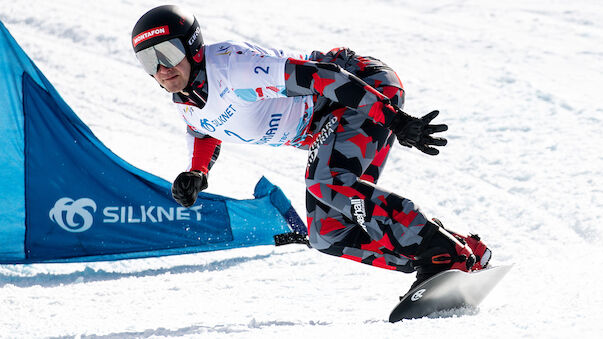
285, 48, 432, 272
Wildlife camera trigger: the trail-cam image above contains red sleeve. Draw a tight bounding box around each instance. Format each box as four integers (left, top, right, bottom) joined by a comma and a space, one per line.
188, 135, 221, 174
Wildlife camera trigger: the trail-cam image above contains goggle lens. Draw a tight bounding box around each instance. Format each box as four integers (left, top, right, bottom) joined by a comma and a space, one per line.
135, 38, 186, 75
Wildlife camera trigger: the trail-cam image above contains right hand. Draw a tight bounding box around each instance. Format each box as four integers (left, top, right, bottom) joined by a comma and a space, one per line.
389, 110, 448, 155
171, 171, 208, 207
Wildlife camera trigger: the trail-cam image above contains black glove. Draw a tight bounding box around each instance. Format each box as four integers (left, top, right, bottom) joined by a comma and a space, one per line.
389, 110, 448, 155
171, 171, 208, 207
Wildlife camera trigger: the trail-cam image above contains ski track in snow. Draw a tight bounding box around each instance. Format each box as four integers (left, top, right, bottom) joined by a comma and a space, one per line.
1, 0, 603, 338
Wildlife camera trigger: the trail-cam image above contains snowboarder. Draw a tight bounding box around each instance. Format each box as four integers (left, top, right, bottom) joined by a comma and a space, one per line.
131, 5, 492, 289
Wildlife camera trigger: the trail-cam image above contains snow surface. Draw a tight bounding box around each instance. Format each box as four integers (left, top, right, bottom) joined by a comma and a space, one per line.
1, 0, 603, 337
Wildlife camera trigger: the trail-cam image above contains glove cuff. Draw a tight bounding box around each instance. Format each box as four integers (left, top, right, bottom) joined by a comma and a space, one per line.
388, 110, 414, 133
189, 170, 205, 177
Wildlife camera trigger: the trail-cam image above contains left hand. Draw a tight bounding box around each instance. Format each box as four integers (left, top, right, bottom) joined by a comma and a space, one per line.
171, 171, 208, 207
389, 110, 448, 155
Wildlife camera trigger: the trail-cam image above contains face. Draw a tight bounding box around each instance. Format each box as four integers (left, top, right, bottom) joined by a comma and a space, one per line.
152, 58, 191, 93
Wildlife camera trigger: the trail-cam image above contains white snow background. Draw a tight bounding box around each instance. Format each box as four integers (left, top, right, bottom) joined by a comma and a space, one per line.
1, 0, 603, 338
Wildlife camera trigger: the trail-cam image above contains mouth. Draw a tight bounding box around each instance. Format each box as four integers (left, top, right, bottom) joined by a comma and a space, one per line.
162, 74, 179, 82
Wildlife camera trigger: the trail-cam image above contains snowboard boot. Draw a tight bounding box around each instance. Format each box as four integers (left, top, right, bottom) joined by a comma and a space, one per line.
432, 218, 492, 271
408, 220, 476, 291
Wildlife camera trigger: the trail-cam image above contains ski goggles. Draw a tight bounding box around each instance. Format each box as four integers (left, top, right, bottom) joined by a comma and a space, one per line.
135, 38, 186, 75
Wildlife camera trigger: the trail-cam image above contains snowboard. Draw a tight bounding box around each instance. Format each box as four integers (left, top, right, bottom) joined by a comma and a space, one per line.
389, 265, 513, 322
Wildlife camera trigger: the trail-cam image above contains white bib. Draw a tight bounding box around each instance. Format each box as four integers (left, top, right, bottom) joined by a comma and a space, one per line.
177, 41, 314, 147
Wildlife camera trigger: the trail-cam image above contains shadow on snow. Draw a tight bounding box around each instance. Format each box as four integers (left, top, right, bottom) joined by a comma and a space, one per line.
0, 251, 293, 288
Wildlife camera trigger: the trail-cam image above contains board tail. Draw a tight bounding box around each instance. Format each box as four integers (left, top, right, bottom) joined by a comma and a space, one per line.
389, 265, 513, 322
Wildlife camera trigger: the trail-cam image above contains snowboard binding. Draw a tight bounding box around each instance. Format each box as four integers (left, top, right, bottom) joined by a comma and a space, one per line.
409, 219, 492, 290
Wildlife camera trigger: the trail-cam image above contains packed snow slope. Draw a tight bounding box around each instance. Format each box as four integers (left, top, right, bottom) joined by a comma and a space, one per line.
1, 0, 602, 338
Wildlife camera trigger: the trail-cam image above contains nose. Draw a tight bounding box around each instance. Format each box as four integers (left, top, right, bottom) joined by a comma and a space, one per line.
156, 64, 171, 73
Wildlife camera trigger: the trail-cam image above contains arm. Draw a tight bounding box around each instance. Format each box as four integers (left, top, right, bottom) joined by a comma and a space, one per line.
284, 58, 448, 155
172, 128, 222, 207
185, 127, 221, 174
284, 59, 398, 126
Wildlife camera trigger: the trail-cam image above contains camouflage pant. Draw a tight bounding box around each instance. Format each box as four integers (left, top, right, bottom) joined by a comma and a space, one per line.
304, 48, 432, 273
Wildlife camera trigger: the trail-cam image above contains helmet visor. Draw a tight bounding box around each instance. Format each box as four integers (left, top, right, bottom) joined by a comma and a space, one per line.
135, 38, 186, 75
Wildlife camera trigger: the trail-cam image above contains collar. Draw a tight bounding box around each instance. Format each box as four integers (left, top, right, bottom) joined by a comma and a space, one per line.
175, 53, 209, 108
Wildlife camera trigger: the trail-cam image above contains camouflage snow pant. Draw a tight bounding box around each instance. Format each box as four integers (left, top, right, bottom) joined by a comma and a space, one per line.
303, 48, 432, 273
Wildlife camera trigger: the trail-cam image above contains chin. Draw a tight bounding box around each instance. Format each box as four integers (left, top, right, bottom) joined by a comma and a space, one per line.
163, 82, 185, 93
164, 87, 180, 93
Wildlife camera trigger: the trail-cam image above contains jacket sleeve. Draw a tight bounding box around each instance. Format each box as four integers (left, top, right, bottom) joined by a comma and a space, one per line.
284, 58, 399, 126
185, 126, 221, 174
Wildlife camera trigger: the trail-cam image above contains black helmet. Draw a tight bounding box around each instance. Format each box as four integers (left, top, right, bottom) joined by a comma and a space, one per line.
131, 5, 203, 74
